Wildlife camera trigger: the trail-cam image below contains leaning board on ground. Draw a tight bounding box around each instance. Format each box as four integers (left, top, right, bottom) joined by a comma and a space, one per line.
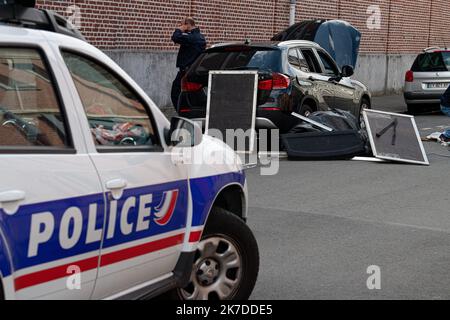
363, 109, 429, 165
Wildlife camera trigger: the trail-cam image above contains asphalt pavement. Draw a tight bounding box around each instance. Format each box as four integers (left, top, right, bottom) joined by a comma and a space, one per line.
247, 95, 450, 300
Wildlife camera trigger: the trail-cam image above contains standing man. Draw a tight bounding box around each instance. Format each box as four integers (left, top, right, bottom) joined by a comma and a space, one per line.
441, 85, 450, 117
171, 17, 206, 110
440, 85, 450, 142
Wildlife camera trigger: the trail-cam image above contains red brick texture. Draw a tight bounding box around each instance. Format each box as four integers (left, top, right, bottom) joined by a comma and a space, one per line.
36, 0, 450, 54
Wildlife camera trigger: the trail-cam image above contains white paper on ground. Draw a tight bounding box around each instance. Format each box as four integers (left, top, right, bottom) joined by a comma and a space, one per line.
426, 132, 443, 141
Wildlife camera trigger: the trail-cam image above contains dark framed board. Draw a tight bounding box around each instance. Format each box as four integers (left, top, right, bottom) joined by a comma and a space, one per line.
362, 109, 429, 165
205, 71, 258, 154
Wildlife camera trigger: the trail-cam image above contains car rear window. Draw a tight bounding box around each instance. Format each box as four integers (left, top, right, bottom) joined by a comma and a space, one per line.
191, 48, 281, 75
412, 51, 450, 72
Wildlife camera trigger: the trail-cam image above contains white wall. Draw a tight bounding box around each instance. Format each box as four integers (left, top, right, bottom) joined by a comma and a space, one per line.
354, 54, 417, 96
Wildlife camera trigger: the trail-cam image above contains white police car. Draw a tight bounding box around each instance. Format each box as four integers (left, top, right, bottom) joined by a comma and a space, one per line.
0, 2, 259, 300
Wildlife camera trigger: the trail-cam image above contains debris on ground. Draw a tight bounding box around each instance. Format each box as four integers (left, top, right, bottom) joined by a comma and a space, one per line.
423, 130, 450, 147
281, 109, 368, 160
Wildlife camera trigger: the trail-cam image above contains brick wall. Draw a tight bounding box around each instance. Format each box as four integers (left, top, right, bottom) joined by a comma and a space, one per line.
35, 0, 450, 54
33, 0, 450, 103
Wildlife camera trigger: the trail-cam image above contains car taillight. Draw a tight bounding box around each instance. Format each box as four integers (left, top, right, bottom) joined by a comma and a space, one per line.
181, 77, 203, 92
272, 73, 290, 89
405, 70, 414, 82
258, 79, 273, 90
258, 73, 290, 91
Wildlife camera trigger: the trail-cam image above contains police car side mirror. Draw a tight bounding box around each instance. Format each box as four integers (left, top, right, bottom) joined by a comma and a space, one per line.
166, 117, 203, 147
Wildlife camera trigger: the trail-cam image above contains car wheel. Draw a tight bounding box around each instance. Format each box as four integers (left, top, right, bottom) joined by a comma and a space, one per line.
174, 207, 259, 300
299, 103, 314, 117
359, 98, 371, 130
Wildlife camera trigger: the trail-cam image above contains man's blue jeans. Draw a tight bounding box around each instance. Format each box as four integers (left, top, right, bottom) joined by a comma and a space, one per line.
442, 104, 450, 117
441, 105, 450, 139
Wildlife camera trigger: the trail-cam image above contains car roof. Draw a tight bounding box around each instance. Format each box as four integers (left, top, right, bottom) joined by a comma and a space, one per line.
422, 47, 450, 53
0, 23, 47, 43
0, 24, 105, 58
277, 40, 322, 49
209, 41, 280, 50
209, 40, 321, 51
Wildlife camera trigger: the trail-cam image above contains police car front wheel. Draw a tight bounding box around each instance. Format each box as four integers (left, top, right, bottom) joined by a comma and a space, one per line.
176, 207, 259, 300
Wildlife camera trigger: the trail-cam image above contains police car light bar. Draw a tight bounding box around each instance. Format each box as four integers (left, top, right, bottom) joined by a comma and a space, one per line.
0, 0, 36, 8
1, 0, 36, 7
0, 0, 86, 42
0, 2, 46, 26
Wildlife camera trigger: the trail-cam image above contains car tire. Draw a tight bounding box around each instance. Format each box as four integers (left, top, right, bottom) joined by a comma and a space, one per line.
170, 207, 259, 300
359, 98, 371, 130
299, 103, 314, 117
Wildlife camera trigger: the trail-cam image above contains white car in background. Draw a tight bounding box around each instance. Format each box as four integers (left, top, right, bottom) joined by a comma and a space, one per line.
404, 47, 450, 114
0, 3, 259, 300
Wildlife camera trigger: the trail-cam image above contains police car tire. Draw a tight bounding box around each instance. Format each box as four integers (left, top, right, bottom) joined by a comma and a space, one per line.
172, 207, 259, 300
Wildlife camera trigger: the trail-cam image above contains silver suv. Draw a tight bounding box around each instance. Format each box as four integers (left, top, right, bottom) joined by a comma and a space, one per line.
404, 47, 450, 114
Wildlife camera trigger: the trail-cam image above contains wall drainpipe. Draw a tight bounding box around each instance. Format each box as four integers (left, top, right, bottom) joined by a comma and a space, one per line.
289, 0, 297, 26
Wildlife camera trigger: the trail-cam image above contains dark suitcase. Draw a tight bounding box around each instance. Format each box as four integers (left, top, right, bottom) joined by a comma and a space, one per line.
281, 130, 366, 160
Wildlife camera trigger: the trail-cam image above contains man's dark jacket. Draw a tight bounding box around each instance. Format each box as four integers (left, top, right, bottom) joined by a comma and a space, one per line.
441, 85, 450, 108
172, 28, 206, 70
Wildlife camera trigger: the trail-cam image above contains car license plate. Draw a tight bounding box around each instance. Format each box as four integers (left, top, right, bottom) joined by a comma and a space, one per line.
427, 82, 449, 89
